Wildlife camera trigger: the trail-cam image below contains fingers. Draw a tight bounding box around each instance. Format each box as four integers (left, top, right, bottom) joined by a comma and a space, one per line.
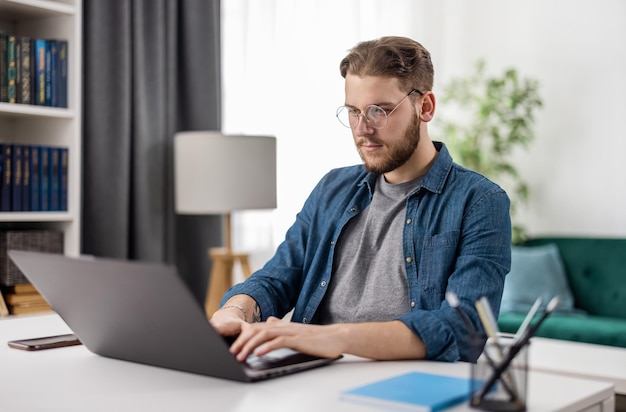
228, 320, 345, 361
230, 319, 294, 361
231, 322, 271, 361
210, 312, 246, 337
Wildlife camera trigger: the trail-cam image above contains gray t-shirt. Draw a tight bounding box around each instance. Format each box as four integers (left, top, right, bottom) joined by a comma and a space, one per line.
317, 174, 423, 324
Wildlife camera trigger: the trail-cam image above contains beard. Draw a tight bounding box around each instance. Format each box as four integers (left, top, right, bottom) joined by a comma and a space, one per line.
358, 111, 421, 174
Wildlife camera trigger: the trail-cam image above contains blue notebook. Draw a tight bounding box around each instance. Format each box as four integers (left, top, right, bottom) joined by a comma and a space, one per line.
341, 371, 472, 411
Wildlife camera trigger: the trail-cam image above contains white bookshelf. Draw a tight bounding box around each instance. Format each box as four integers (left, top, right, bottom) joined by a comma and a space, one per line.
0, 0, 82, 257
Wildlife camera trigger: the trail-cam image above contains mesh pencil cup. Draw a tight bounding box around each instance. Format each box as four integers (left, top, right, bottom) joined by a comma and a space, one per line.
470, 333, 529, 412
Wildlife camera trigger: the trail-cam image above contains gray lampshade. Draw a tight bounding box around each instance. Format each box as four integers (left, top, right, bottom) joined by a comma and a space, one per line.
174, 131, 277, 214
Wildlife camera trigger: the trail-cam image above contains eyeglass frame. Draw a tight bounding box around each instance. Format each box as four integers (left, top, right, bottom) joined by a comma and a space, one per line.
336, 89, 424, 130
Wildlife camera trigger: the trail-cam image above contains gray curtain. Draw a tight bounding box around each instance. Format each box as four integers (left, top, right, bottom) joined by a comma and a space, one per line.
82, 0, 223, 303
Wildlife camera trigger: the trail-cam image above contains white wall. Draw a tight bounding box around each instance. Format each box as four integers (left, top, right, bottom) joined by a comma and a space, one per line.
433, 1, 626, 237
222, 0, 626, 270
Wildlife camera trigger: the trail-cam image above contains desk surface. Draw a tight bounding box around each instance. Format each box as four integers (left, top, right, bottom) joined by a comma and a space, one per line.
0, 314, 614, 412
529, 336, 626, 394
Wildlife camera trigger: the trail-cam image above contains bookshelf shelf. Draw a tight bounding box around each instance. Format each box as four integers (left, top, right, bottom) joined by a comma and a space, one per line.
0, 102, 74, 119
0, 0, 76, 19
0, 212, 72, 222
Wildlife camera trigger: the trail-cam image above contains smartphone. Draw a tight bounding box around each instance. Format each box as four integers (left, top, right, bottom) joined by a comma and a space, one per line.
7, 333, 81, 351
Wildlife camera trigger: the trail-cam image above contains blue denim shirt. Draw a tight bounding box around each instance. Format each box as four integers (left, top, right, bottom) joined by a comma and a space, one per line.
222, 142, 511, 362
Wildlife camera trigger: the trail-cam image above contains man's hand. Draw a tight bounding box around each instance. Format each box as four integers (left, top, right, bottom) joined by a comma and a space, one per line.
209, 306, 248, 337
209, 295, 261, 337
229, 317, 346, 362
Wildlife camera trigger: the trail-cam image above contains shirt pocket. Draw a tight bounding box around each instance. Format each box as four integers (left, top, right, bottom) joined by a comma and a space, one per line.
419, 231, 460, 296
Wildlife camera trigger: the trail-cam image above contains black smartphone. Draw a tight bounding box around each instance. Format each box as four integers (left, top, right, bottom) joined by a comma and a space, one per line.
7, 333, 81, 351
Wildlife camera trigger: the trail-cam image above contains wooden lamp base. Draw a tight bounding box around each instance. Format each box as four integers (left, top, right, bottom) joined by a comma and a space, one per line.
204, 247, 252, 318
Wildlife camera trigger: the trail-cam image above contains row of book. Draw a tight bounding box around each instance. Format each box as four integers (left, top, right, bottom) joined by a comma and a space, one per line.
0, 33, 68, 107
0, 283, 51, 316
0, 144, 68, 212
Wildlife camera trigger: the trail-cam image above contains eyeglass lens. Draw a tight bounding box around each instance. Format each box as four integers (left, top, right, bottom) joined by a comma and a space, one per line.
336, 105, 389, 129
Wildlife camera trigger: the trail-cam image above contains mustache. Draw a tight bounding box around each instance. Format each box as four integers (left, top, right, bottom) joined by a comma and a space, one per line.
356, 138, 384, 146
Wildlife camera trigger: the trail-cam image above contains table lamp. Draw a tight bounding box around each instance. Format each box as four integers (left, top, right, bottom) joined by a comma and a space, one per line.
174, 131, 277, 317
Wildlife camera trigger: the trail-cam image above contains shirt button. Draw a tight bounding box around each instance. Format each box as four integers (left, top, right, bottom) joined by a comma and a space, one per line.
320, 281, 327, 287
350, 207, 357, 213
406, 218, 412, 224
411, 301, 416, 308
303, 318, 308, 323
406, 257, 413, 264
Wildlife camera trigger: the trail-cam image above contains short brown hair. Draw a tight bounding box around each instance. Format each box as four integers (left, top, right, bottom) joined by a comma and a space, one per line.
339, 36, 434, 93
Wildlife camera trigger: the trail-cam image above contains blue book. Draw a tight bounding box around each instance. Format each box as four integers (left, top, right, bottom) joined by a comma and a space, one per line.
0, 34, 7, 102
21, 145, 30, 211
59, 147, 68, 211
7, 35, 17, 104
29, 145, 40, 211
34, 39, 46, 106
57, 40, 68, 108
45, 40, 55, 106
39, 146, 49, 211
341, 372, 474, 412
49, 146, 59, 210
0, 144, 9, 211
11, 144, 23, 211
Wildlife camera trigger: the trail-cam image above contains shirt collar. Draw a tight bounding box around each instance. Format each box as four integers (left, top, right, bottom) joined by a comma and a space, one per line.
357, 141, 453, 195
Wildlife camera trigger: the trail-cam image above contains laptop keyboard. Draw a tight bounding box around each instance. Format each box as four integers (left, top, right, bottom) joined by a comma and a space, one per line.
245, 348, 301, 370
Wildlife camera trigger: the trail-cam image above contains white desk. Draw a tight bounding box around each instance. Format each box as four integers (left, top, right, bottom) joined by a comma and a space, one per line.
529, 337, 626, 395
0, 314, 615, 412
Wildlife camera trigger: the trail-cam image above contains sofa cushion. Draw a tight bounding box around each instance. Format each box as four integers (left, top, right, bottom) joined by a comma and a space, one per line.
498, 311, 626, 348
500, 243, 576, 313
523, 238, 626, 318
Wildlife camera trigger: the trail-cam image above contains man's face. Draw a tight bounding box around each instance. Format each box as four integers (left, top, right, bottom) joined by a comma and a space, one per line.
344, 74, 420, 175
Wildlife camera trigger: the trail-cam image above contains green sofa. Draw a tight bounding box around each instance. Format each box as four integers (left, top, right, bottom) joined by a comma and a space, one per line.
497, 237, 626, 348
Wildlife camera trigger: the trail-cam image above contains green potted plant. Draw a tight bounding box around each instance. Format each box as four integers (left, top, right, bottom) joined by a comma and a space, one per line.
435, 60, 543, 243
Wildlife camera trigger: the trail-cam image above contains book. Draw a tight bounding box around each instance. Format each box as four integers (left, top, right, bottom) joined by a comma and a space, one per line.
17, 36, 33, 105
11, 144, 23, 211
21, 145, 30, 211
49, 146, 59, 210
341, 372, 474, 412
0, 291, 8, 316
6, 283, 37, 294
9, 301, 52, 315
59, 147, 68, 210
46, 40, 57, 107
0, 33, 7, 102
30, 145, 40, 211
0, 144, 12, 211
5, 291, 47, 306
34, 39, 46, 106
7, 35, 17, 104
39, 146, 49, 210
57, 40, 68, 108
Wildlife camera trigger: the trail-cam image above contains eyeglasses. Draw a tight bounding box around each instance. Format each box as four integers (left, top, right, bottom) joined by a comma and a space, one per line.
336, 89, 423, 130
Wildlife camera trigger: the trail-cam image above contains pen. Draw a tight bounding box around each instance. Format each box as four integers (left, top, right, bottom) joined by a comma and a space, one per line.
477, 296, 560, 400
475, 296, 519, 401
445, 292, 475, 333
513, 297, 543, 344
479, 296, 501, 337
447, 292, 517, 400
475, 298, 500, 342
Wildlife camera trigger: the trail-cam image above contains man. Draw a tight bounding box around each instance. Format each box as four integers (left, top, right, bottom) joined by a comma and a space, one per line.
210, 36, 511, 363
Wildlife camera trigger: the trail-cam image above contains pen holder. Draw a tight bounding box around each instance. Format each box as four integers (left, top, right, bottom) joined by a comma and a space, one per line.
470, 333, 529, 412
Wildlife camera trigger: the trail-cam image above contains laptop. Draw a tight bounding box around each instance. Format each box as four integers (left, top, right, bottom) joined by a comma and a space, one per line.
7, 250, 341, 382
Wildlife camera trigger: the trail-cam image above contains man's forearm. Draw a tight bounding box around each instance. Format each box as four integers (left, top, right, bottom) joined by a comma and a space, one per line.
220, 295, 261, 323
340, 320, 427, 360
